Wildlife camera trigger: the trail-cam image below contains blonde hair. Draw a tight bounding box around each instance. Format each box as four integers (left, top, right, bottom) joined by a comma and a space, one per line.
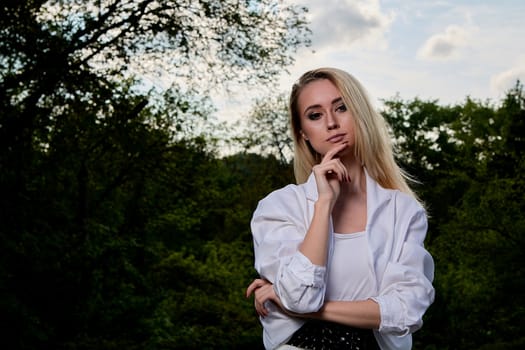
289, 67, 421, 202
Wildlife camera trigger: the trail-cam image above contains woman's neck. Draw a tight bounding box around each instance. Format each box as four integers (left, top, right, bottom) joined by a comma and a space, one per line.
340, 156, 366, 195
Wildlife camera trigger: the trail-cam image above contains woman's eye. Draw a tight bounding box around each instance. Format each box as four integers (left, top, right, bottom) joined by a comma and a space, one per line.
307, 112, 322, 120
336, 104, 347, 112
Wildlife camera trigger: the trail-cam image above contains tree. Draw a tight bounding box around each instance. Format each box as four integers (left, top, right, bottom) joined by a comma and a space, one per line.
146, 240, 264, 349
0, 0, 310, 155
0, 1, 310, 348
216, 152, 295, 242
381, 86, 525, 349
235, 93, 294, 164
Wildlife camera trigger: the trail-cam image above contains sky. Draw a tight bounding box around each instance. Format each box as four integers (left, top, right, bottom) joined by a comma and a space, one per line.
215, 0, 525, 123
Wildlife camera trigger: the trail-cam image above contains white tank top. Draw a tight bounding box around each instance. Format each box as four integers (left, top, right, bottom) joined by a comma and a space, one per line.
326, 231, 376, 301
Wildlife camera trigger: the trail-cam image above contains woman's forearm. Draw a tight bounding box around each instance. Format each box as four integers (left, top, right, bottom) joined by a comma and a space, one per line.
311, 299, 381, 329
298, 199, 332, 266
255, 277, 381, 329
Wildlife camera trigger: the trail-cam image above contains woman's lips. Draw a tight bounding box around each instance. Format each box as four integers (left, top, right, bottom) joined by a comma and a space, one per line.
326, 133, 346, 143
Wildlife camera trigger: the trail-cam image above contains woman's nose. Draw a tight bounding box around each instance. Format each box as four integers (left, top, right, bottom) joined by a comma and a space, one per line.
327, 113, 339, 130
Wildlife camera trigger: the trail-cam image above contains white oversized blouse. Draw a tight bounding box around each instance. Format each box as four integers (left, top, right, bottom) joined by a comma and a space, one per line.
251, 169, 435, 350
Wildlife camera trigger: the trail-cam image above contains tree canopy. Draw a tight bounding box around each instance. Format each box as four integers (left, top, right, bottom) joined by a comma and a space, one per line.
0, 1, 305, 348
381, 85, 525, 349
1, 1, 525, 349
234, 93, 294, 164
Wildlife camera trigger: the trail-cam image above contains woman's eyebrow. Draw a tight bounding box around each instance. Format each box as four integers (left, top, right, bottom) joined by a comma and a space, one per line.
331, 97, 343, 105
303, 104, 322, 115
303, 97, 343, 115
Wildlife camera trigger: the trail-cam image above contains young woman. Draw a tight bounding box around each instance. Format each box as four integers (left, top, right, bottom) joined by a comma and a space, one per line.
245, 68, 435, 350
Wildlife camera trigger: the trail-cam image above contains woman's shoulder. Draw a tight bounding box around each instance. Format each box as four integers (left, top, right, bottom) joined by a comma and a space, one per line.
394, 189, 425, 212
370, 177, 425, 215
259, 182, 307, 205
254, 181, 310, 216
394, 190, 427, 218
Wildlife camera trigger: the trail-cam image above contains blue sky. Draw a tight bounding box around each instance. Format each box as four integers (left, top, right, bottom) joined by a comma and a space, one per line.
216, 0, 525, 122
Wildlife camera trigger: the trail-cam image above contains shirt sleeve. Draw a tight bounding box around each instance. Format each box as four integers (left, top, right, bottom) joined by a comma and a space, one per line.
371, 198, 435, 335
251, 187, 327, 313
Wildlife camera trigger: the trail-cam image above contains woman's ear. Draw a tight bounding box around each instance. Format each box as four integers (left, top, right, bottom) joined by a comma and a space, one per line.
300, 130, 309, 141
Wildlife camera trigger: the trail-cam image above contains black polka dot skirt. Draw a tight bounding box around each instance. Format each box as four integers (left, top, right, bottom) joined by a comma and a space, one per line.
286, 320, 380, 350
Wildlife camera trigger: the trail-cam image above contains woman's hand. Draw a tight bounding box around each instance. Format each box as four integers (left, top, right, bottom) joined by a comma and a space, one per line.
312, 142, 350, 207
246, 279, 322, 319
246, 278, 283, 317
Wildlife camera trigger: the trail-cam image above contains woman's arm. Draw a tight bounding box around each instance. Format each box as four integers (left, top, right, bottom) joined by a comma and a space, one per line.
248, 199, 434, 333
371, 206, 435, 334
298, 198, 332, 265
299, 142, 349, 266
247, 279, 380, 329
312, 299, 380, 329
251, 144, 350, 314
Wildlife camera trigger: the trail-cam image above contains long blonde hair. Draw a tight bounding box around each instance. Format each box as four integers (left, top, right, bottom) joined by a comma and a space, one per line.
289, 67, 420, 202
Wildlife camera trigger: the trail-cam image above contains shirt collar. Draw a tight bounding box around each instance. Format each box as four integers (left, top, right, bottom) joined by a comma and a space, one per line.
302, 167, 394, 216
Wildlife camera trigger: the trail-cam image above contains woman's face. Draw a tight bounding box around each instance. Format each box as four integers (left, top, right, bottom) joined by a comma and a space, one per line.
297, 79, 356, 157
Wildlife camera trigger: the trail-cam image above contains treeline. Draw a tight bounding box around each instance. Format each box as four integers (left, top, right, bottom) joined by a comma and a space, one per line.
382, 92, 525, 349
1, 1, 524, 349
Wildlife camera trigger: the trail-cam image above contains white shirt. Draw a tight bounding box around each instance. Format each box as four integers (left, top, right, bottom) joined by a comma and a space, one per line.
326, 231, 375, 301
251, 169, 435, 350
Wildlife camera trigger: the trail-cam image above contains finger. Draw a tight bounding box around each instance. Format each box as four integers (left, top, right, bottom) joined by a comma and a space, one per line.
254, 300, 261, 316
259, 302, 269, 317
254, 285, 273, 316
333, 158, 350, 182
246, 282, 257, 297
322, 142, 348, 162
315, 159, 349, 182
255, 298, 269, 317
326, 157, 350, 182
246, 278, 266, 297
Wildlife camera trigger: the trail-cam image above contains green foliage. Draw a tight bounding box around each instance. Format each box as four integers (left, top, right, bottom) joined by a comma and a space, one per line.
216, 153, 295, 242
146, 241, 263, 349
1, 0, 310, 89
0, 1, 307, 349
383, 84, 525, 349
235, 93, 294, 164
2, 2, 524, 349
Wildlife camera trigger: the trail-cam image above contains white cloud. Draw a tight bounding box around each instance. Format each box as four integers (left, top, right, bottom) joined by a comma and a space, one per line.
217, 0, 525, 126
276, 0, 396, 98
491, 62, 525, 95
417, 24, 472, 61
301, 0, 394, 49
